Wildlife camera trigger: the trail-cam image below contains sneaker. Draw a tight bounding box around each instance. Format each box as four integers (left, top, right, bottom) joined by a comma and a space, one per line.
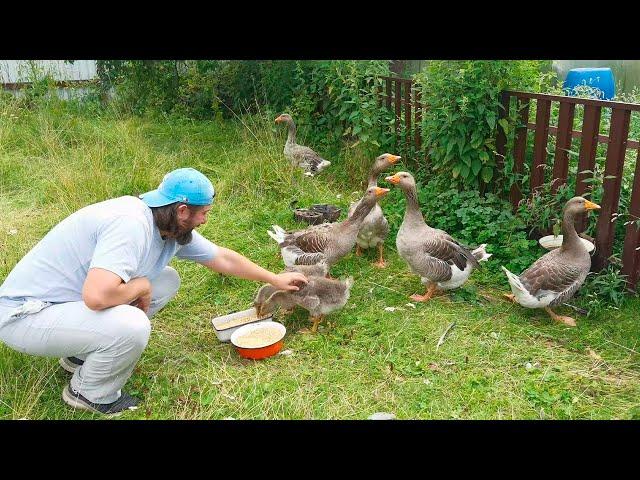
59, 356, 85, 374
62, 384, 140, 416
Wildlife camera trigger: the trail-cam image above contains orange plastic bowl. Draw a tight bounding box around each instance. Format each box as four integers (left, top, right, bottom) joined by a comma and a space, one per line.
230, 321, 286, 360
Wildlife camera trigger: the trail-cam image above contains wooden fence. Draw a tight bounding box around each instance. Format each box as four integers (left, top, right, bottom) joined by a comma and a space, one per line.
377, 76, 640, 291
377, 76, 423, 153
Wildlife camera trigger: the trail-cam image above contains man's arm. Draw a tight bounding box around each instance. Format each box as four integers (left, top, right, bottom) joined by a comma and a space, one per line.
82, 268, 151, 311
202, 246, 307, 291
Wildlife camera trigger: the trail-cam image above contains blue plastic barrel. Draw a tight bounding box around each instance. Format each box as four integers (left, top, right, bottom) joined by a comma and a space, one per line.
563, 68, 615, 100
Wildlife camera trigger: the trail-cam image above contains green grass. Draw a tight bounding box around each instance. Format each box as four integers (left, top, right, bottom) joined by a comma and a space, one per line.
0, 98, 639, 420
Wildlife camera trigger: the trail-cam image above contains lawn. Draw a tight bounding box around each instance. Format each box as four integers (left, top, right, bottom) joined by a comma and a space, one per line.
0, 100, 639, 420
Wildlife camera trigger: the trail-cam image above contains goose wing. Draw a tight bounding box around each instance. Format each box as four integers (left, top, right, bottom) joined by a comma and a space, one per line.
408, 253, 454, 282
282, 223, 333, 245
519, 251, 588, 303
426, 231, 480, 271
286, 223, 335, 253
282, 244, 327, 266
290, 144, 326, 171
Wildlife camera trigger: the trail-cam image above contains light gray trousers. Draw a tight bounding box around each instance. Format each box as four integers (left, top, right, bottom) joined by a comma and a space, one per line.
0, 266, 180, 404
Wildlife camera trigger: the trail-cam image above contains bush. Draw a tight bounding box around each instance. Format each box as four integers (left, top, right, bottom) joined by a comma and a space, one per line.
413, 60, 557, 191
95, 60, 393, 156
96, 60, 182, 116
282, 60, 393, 156
576, 266, 632, 316
515, 178, 575, 237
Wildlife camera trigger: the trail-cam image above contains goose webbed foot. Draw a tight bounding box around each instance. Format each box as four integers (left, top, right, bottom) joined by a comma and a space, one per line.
300, 315, 322, 334
311, 315, 323, 333
373, 244, 386, 268
544, 307, 577, 327
503, 293, 516, 303
410, 282, 438, 303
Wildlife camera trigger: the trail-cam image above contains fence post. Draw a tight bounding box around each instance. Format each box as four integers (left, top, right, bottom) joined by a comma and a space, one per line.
531, 99, 552, 193
495, 91, 510, 172
404, 80, 412, 154
593, 107, 631, 271
510, 98, 530, 210
414, 87, 422, 150
385, 77, 392, 110
551, 101, 576, 194
621, 148, 640, 290
575, 105, 602, 233
395, 80, 402, 149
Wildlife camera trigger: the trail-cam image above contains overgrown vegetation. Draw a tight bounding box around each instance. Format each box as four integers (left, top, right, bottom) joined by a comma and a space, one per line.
95, 60, 393, 158
1, 61, 639, 419
413, 61, 557, 190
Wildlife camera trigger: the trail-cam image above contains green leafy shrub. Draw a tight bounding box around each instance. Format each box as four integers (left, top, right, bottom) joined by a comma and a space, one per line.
413, 61, 557, 190
95, 60, 393, 155
516, 178, 575, 237
256, 61, 301, 113
278, 60, 393, 156
576, 266, 633, 316
96, 60, 184, 116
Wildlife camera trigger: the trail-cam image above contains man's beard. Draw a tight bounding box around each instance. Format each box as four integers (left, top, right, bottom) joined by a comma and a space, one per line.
174, 218, 197, 245
176, 230, 193, 245
175, 226, 194, 245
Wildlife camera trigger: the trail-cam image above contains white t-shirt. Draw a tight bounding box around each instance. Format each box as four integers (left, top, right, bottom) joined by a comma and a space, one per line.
0, 196, 218, 306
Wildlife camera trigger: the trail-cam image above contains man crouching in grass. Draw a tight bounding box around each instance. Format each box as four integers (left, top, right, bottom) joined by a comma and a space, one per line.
0, 167, 307, 416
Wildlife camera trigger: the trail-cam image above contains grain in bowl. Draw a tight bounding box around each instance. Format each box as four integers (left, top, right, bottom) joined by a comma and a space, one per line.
234, 326, 284, 348
230, 321, 287, 360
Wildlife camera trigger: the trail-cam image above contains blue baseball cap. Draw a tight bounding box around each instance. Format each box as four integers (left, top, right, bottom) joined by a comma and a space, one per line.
139, 168, 215, 207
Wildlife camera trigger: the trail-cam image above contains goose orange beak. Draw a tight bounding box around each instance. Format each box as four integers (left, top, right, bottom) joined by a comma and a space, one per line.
385, 174, 400, 185
387, 154, 401, 165
375, 187, 390, 197
274, 116, 283, 123
585, 200, 601, 210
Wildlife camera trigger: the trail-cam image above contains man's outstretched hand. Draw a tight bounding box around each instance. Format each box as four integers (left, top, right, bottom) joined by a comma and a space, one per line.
271, 272, 308, 291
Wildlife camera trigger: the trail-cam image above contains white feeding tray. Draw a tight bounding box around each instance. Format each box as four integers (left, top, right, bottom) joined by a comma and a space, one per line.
211, 307, 273, 342
539, 235, 595, 252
